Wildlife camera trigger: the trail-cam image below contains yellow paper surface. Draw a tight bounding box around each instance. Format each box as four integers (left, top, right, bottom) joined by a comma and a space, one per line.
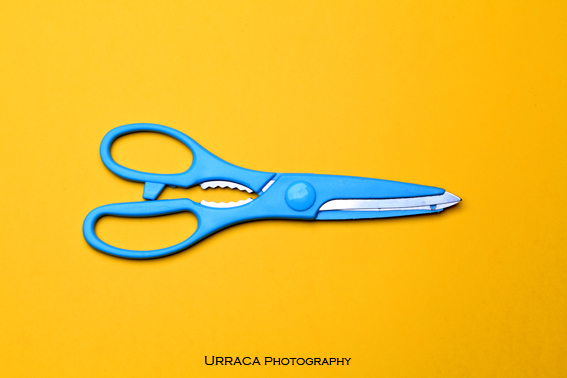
1, 1, 566, 377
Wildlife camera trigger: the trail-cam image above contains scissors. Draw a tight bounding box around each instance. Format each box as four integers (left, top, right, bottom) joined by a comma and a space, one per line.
83, 123, 461, 259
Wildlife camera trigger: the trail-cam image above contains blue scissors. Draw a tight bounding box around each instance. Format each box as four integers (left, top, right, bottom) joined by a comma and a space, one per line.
84, 123, 461, 259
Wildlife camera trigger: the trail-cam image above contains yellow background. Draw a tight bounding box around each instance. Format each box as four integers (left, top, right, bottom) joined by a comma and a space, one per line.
1, 1, 566, 377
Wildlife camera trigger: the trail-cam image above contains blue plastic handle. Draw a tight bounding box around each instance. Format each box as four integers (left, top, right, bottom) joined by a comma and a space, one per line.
84, 173, 445, 259
84, 199, 258, 259
100, 123, 275, 199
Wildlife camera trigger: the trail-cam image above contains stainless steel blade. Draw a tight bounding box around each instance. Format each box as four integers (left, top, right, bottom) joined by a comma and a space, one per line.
200, 180, 254, 193
319, 191, 461, 212
200, 198, 253, 208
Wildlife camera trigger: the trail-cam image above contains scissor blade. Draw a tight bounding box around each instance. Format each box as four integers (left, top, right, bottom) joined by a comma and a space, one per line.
316, 192, 460, 220
319, 192, 461, 211
200, 180, 254, 193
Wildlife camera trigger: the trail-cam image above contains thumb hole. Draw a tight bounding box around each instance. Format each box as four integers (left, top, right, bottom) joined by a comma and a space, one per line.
111, 131, 193, 174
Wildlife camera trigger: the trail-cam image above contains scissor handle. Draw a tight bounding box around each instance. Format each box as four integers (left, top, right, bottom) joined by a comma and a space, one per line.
83, 199, 244, 259
100, 123, 274, 199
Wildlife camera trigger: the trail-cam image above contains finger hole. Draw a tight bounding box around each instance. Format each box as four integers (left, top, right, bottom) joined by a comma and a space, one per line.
95, 212, 198, 251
